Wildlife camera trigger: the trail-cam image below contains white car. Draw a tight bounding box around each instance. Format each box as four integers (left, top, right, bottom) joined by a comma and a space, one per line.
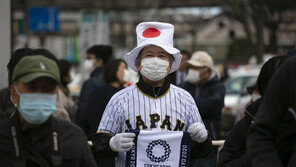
221, 69, 259, 135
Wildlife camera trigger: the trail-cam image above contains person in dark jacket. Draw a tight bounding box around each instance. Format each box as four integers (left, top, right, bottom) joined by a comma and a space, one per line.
76, 45, 112, 129
247, 56, 296, 167
218, 56, 289, 167
85, 59, 127, 137
180, 51, 225, 167
88, 59, 127, 167
0, 48, 97, 167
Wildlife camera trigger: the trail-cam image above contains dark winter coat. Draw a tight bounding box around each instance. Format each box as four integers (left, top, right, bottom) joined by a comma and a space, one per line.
76, 67, 104, 131
86, 84, 122, 167
86, 83, 122, 138
180, 76, 225, 140
217, 98, 262, 167
0, 110, 97, 167
247, 56, 296, 167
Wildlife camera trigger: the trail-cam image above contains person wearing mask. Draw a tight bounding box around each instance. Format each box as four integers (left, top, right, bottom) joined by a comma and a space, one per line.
83, 45, 112, 82
170, 50, 191, 86
57, 59, 76, 121
180, 51, 225, 167
91, 22, 212, 167
218, 56, 289, 167
2, 48, 70, 121
247, 55, 296, 167
76, 45, 112, 129
85, 59, 128, 137
0, 48, 97, 167
88, 59, 128, 167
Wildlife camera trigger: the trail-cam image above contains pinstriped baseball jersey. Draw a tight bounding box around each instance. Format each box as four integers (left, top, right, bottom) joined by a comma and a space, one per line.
97, 83, 203, 167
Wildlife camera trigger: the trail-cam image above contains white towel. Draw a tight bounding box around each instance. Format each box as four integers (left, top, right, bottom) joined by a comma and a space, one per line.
126, 130, 191, 167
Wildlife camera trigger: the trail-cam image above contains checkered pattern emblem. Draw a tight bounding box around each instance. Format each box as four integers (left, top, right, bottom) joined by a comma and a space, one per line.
146, 139, 171, 163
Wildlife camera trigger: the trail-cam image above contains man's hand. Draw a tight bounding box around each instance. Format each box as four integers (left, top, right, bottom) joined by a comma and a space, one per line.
109, 133, 136, 152
188, 122, 208, 143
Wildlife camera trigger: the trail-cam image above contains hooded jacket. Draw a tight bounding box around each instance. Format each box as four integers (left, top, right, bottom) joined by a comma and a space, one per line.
247, 56, 296, 167
217, 98, 262, 167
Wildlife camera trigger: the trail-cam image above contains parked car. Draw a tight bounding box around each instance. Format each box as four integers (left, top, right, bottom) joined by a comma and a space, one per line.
221, 69, 259, 137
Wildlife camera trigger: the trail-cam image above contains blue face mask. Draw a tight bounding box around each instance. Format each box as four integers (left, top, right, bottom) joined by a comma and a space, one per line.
15, 86, 56, 124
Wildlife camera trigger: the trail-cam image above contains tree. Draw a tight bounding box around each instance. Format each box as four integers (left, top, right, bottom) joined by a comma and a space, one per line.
226, 38, 256, 61
225, 0, 296, 62
261, 0, 296, 53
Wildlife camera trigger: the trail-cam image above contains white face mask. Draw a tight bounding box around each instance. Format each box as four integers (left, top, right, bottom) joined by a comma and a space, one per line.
186, 69, 201, 84
84, 59, 94, 72
123, 69, 129, 82
251, 94, 261, 102
140, 57, 170, 81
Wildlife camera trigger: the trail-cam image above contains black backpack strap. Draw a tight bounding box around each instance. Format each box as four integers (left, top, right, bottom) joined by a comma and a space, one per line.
50, 119, 63, 167
8, 112, 26, 167
8, 112, 63, 167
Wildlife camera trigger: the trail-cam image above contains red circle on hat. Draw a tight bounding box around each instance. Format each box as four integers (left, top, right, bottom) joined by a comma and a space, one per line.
142, 28, 161, 38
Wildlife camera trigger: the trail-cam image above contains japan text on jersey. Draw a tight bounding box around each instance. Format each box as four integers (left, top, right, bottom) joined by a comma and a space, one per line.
97, 84, 203, 134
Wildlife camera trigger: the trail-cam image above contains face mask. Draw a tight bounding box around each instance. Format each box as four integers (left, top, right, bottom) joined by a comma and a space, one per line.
84, 59, 94, 72
186, 69, 201, 84
140, 57, 170, 81
70, 71, 75, 79
123, 69, 129, 82
251, 94, 261, 102
15, 86, 56, 124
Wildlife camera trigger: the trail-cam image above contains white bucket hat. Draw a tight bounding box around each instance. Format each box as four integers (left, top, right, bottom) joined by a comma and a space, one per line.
126, 22, 181, 74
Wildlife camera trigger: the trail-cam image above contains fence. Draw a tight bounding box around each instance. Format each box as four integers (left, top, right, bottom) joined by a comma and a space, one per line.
88, 140, 225, 147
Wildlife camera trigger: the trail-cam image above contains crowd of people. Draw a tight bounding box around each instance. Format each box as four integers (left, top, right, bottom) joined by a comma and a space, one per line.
0, 21, 295, 167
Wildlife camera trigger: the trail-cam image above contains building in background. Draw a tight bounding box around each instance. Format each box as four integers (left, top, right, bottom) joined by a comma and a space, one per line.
10, 0, 296, 90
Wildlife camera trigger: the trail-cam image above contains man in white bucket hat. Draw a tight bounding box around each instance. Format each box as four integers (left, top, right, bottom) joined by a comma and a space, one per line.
92, 22, 212, 166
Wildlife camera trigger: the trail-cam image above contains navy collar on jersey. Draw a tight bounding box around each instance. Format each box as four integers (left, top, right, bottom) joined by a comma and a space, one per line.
136, 76, 170, 99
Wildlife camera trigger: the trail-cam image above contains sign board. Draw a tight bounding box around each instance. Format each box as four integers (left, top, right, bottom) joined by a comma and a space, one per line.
29, 7, 59, 32
79, 10, 110, 51
79, 11, 110, 81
